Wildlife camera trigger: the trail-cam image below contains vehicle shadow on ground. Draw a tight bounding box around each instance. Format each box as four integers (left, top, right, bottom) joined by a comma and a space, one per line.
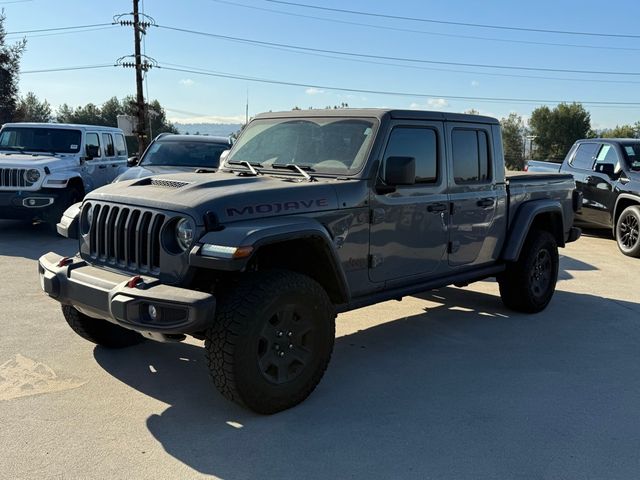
94, 287, 640, 479
0, 220, 76, 260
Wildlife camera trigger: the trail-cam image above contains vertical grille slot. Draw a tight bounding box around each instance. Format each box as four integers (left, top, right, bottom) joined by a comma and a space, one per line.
0, 168, 29, 188
87, 202, 167, 274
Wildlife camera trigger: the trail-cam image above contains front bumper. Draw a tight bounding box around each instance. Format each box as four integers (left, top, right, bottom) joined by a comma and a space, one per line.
38, 252, 216, 335
0, 190, 60, 220
567, 226, 581, 243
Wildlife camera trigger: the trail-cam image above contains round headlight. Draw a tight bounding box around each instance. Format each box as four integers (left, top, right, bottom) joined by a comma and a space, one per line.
176, 218, 195, 251
25, 169, 40, 184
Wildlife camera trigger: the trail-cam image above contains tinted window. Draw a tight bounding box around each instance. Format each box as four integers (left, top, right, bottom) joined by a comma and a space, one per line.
452, 129, 491, 184
0, 127, 81, 154
114, 134, 127, 156
141, 141, 229, 168
570, 143, 598, 170
384, 127, 437, 183
85, 133, 100, 157
102, 133, 115, 157
622, 144, 640, 171
595, 144, 619, 166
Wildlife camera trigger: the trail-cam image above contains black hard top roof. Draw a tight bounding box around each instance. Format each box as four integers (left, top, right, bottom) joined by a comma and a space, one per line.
579, 138, 640, 144
254, 108, 499, 125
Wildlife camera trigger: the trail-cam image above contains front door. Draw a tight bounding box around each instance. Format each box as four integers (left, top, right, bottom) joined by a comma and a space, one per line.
369, 121, 449, 283
446, 124, 501, 267
583, 143, 618, 227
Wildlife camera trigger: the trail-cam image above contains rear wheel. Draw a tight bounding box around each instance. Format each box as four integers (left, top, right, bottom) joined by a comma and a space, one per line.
62, 305, 145, 348
498, 230, 559, 313
205, 270, 335, 414
616, 205, 640, 257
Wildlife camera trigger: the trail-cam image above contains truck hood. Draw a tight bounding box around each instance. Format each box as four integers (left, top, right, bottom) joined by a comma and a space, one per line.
87, 171, 341, 224
114, 165, 201, 183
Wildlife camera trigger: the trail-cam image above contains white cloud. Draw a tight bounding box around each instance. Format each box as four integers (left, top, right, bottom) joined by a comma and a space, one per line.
305, 87, 324, 95
471, 80, 480, 87
427, 98, 449, 109
179, 79, 195, 87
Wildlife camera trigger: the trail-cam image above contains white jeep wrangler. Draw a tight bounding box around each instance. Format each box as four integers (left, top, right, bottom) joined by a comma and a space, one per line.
0, 123, 128, 226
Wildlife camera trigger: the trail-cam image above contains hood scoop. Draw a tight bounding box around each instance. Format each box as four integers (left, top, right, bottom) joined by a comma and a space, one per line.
148, 178, 192, 189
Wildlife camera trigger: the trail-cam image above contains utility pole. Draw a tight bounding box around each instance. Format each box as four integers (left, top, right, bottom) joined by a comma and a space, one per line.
133, 0, 147, 156
116, 3, 155, 156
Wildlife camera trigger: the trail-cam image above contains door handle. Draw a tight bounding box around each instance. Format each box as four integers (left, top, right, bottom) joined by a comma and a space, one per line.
427, 203, 447, 213
477, 198, 495, 208
111, 164, 118, 168
98, 165, 107, 169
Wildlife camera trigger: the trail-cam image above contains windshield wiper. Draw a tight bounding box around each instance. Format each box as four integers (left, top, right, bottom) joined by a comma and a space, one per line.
227, 160, 262, 176
272, 163, 315, 182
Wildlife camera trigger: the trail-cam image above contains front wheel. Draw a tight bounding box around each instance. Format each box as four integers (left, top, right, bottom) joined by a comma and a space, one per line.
498, 230, 559, 313
205, 270, 336, 414
616, 206, 640, 257
46, 186, 82, 229
62, 305, 145, 348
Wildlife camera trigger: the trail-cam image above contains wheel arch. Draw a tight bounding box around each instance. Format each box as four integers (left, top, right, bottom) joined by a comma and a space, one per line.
502, 200, 565, 262
613, 194, 640, 234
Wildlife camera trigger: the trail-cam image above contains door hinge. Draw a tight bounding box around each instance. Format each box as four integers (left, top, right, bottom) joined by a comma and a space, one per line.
449, 202, 455, 215
370, 208, 385, 225
447, 242, 453, 254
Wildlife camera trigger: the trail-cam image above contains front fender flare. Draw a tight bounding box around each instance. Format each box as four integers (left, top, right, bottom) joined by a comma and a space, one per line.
190, 216, 350, 301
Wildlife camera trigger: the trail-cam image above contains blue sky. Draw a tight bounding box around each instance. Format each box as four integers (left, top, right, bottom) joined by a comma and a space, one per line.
4, 0, 640, 128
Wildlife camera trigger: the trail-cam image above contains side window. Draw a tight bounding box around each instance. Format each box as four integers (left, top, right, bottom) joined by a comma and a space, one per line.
114, 134, 127, 156
451, 129, 491, 184
570, 143, 599, 170
85, 133, 101, 158
595, 144, 619, 166
102, 133, 115, 157
383, 127, 438, 184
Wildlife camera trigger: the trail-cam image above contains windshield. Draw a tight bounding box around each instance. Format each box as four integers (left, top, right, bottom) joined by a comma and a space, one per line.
141, 140, 229, 168
226, 118, 376, 175
0, 127, 82, 154
622, 144, 640, 171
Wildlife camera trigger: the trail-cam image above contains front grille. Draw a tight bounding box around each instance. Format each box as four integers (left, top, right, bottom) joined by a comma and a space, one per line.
88, 203, 166, 273
0, 168, 33, 188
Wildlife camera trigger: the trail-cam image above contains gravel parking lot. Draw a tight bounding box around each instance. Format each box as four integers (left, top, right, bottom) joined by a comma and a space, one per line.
1, 220, 639, 480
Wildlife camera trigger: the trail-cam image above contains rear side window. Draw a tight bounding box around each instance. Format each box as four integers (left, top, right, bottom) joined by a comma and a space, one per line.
383, 127, 438, 183
570, 143, 599, 170
102, 133, 115, 157
85, 133, 100, 157
451, 129, 491, 184
114, 134, 127, 156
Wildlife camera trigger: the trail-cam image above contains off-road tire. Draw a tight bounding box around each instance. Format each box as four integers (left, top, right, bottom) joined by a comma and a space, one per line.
615, 205, 640, 257
498, 230, 559, 313
62, 305, 145, 348
205, 270, 336, 414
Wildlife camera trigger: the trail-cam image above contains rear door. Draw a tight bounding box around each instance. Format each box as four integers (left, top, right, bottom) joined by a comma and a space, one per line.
446, 123, 503, 267
368, 120, 449, 283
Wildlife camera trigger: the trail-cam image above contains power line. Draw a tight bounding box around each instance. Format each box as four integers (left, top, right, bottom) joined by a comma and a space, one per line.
156, 62, 640, 107
21, 64, 115, 74
212, 0, 640, 53
7, 26, 118, 39
6, 22, 114, 35
0, 0, 32, 4
156, 24, 640, 77
266, 0, 640, 39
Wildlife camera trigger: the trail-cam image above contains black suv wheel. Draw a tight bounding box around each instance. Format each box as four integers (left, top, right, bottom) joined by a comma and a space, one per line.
205, 270, 335, 414
498, 230, 559, 313
616, 205, 640, 257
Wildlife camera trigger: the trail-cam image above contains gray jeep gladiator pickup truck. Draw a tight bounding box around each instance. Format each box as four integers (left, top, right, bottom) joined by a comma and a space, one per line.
38, 109, 581, 413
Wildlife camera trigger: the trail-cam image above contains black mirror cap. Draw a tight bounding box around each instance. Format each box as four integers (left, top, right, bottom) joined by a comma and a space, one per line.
85, 145, 100, 159
127, 156, 139, 167
384, 156, 416, 185
595, 162, 616, 176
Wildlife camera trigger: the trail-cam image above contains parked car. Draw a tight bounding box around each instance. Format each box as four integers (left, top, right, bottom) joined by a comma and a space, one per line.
39, 109, 581, 413
0, 122, 128, 226
114, 134, 232, 182
527, 138, 640, 257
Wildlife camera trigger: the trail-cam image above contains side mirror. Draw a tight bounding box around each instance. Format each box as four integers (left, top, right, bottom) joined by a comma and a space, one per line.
219, 149, 230, 165
127, 156, 139, 167
384, 156, 416, 185
595, 162, 616, 177
85, 144, 100, 160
